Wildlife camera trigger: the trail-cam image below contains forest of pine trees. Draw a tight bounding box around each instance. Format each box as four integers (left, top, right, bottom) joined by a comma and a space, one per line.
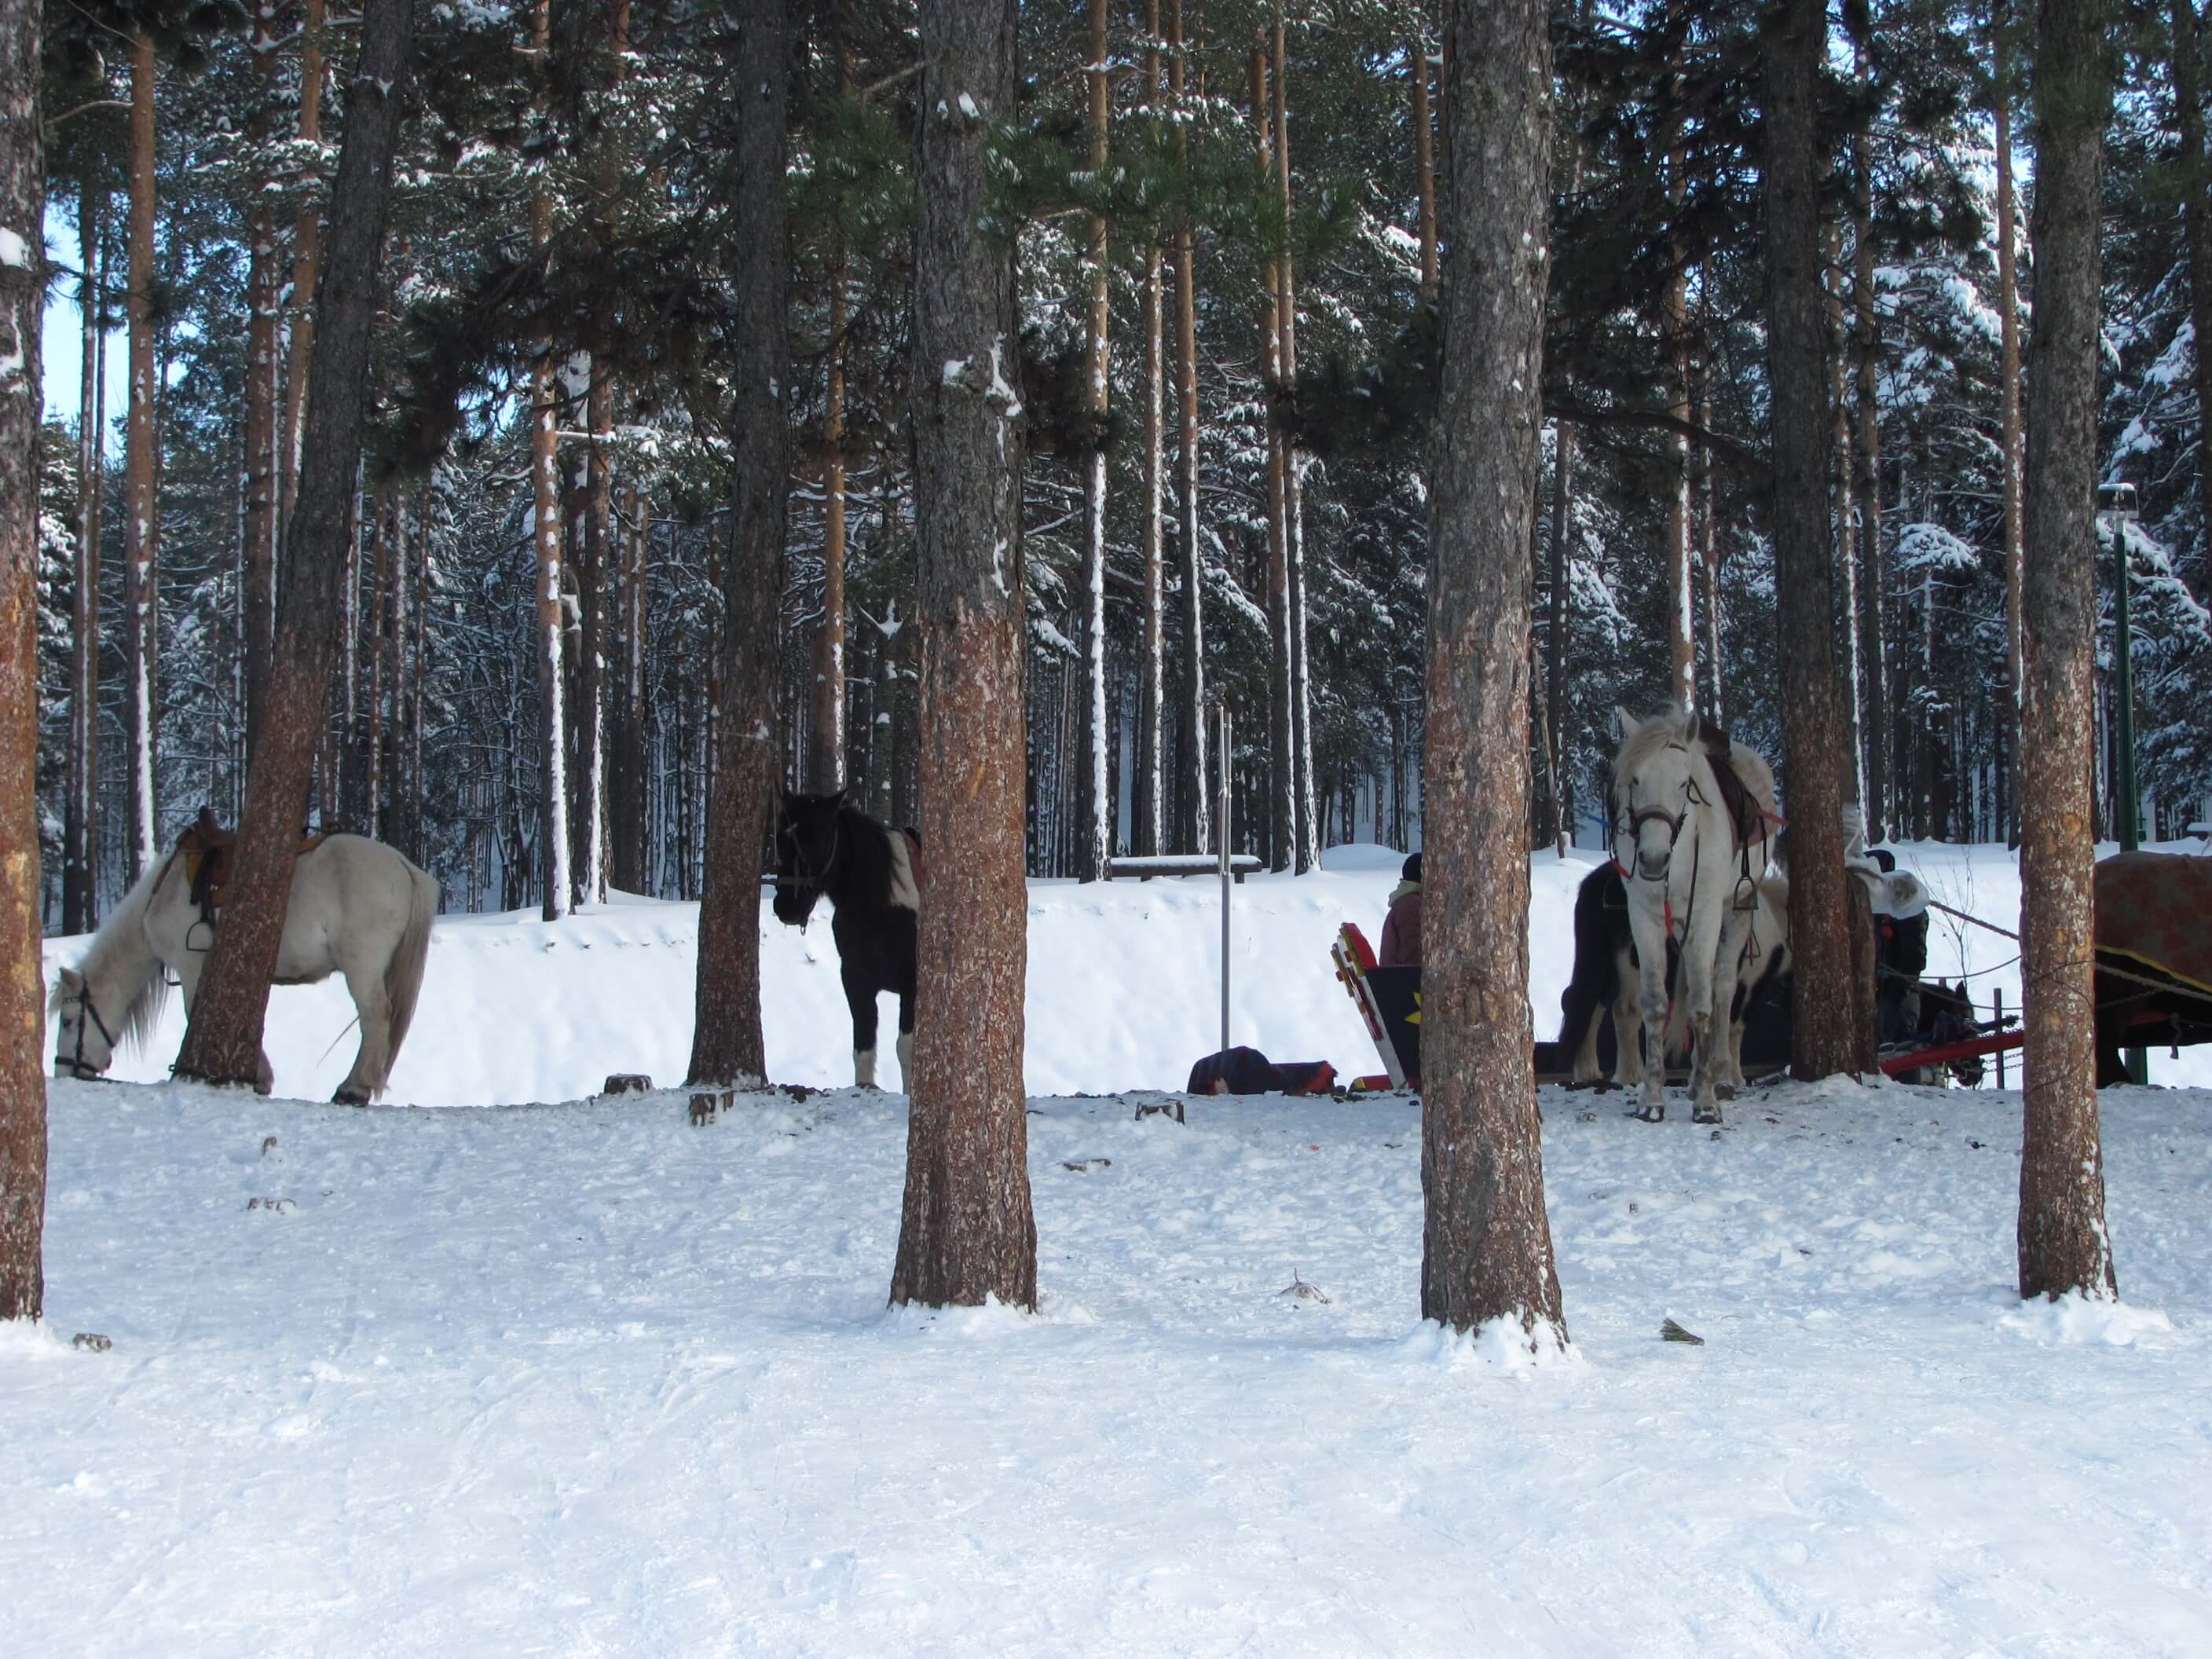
15, 0, 2212, 926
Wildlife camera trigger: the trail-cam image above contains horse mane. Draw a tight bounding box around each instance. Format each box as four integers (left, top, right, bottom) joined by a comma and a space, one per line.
51, 851, 175, 1055
1611, 706, 1716, 802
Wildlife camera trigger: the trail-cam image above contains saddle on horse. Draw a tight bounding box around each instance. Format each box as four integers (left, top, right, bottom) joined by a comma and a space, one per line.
177, 807, 325, 927
1697, 726, 1776, 854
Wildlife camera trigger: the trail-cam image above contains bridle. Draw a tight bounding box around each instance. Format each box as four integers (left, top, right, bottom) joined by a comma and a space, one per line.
776, 812, 844, 929
61, 980, 118, 1080
1612, 745, 1708, 884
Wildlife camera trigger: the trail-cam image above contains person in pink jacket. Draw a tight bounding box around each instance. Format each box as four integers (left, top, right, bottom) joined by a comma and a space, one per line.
1379, 852, 1422, 969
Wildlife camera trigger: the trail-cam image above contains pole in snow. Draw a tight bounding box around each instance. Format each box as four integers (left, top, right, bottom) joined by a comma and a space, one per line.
1219, 704, 1232, 1055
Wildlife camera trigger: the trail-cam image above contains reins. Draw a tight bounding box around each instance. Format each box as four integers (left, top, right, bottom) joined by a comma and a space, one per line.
63, 979, 118, 1079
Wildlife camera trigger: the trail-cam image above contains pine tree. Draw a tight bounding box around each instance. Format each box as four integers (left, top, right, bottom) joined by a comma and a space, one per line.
0, 0, 46, 1323
891, 0, 1038, 1312
171, 0, 416, 1095
2017, 0, 2118, 1302
1421, 0, 1565, 1343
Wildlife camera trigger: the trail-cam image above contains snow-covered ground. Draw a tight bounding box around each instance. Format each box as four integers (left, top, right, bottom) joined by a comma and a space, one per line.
12, 840, 2212, 1654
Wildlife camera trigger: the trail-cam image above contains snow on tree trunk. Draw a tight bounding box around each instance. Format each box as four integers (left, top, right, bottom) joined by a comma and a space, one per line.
1825, 225, 1868, 816
2017, 0, 2118, 1302
1994, 1, 2026, 844
1419, 0, 1566, 1345
891, 0, 1038, 1313
1170, 0, 1207, 856
0, 0, 47, 1320
124, 32, 159, 881
529, 2, 569, 922
1760, 0, 1859, 1083
576, 368, 610, 907
814, 246, 848, 795
171, 0, 413, 1094
66, 183, 102, 934
1664, 146, 1695, 714
1851, 57, 1889, 843
1134, 0, 1165, 861
1076, 0, 1111, 884
2171, 0, 2212, 561
686, 0, 789, 1093
244, 0, 282, 760
279, 0, 326, 535
1252, 49, 1293, 873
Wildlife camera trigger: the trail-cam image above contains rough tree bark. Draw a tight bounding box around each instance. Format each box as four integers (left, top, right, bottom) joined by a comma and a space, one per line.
279, 0, 327, 533
124, 31, 159, 880
1275, 20, 1317, 872
1760, 0, 1859, 1082
1254, 49, 1293, 872
814, 9, 849, 802
243, 0, 281, 756
1664, 141, 1696, 712
1994, 0, 2026, 843
1075, 0, 1111, 882
890, 0, 1038, 1311
2017, 0, 2118, 1302
1134, 0, 1165, 859
1851, 38, 1889, 842
0, 0, 47, 1321
66, 183, 103, 934
171, 0, 414, 1092
1419, 0, 1566, 1343
685, 0, 790, 1092
530, 0, 570, 921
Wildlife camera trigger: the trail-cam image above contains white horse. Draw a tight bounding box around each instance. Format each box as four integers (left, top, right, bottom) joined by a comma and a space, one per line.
1610, 707, 1778, 1123
1588, 870, 1791, 1097
52, 832, 438, 1103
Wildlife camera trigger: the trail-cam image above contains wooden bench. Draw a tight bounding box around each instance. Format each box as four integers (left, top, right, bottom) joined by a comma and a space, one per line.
1104, 854, 1263, 884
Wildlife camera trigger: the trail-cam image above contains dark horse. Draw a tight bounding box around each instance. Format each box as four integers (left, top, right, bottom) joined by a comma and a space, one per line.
772, 790, 921, 1090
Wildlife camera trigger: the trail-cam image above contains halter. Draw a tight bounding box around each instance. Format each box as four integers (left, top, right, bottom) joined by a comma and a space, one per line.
61, 980, 119, 1080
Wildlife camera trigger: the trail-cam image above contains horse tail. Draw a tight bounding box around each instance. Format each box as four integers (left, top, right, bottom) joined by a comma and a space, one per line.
383, 861, 438, 1073
1558, 863, 1623, 1045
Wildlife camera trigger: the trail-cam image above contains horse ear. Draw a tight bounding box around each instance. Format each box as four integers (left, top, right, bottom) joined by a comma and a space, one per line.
1613, 705, 1632, 740
1683, 708, 1701, 743
60, 966, 82, 994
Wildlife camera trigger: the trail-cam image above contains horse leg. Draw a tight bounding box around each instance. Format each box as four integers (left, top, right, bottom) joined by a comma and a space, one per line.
1686, 915, 1728, 1125
1626, 905, 1670, 1121
335, 965, 393, 1105
895, 991, 914, 1090
844, 965, 880, 1089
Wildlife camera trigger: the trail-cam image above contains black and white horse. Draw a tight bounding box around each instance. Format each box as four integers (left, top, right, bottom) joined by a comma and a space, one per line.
771, 790, 921, 1090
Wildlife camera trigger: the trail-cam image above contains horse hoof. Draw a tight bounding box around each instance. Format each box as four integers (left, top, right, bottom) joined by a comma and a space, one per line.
1693, 1104, 1723, 1125
334, 1090, 369, 1108
1632, 1102, 1665, 1123
1716, 1083, 1737, 1102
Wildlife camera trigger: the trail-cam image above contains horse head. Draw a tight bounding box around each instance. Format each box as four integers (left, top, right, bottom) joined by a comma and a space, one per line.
51, 965, 116, 1079
773, 789, 846, 927
1610, 707, 1709, 885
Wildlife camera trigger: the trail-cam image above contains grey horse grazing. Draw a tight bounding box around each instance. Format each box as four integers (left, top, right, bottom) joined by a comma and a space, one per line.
1609, 707, 1778, 1123
53, 827, 437, 1102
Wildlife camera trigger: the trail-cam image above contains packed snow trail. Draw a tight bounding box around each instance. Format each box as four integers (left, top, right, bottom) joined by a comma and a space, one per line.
5, 1075, 2209, 1655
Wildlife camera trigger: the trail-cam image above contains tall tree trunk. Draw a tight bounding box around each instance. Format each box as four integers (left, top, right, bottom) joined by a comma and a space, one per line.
1171, 0, 1207, 854
576, 368, 610, 905
1412, 25, 1437, 302
1851, 53, 1888, 842
243, 0, 282, 757
1697, 379, 1726, 727
530, 0, 569, 920
1134, 0, 1166, 859
279, 0, 326, 533
1825, 223, 1867, 815
611, 482, 648, 891
1075, 0, 1112, 881
891, 0, 1038, 1311
2017, 0, 2117, 1302
0, 0, 47, 1321
1421, 0, 1565, 1344
1664, 149, 1696, 712
814, 273, 848, 793
1547, 422, 1573, 844
1760, 0, 1857, 1082
364, 491, 390, 837
124, 32, 159, 880
1994, 0, 2026, 845
1275, 20, 1317, 874
1254, 48, 1293, 872
171, 0, 414, 1093
66, 184, 104, 934
686, 0, 789, 1092
2172, 0, 2212, 553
